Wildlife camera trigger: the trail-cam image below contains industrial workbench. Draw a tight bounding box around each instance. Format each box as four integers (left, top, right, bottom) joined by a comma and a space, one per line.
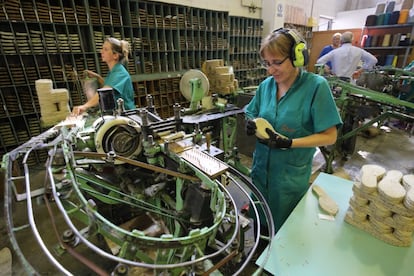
257, 172, 414, 276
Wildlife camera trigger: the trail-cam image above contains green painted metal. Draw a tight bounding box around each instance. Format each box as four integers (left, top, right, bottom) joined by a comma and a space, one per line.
320, 75, 414, 173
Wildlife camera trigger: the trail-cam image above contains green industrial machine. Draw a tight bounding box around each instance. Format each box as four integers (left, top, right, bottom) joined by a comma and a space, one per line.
2, 74, 272, 275
180, 69, 210, 113
319, 68, 414, 173
178, 69, 249, 175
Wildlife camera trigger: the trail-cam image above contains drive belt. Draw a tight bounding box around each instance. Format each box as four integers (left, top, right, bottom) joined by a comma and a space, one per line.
73, 151, 199, 182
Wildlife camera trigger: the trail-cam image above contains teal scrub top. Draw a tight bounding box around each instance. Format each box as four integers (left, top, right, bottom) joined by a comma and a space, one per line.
245, 69, 342, 232
104, 63, 135, 110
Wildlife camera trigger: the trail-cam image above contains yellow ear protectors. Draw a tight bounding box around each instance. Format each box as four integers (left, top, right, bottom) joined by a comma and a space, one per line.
273, 28, 309, 67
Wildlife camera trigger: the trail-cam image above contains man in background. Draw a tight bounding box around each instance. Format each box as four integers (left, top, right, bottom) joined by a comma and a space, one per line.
318, 32, 341, 73
317, 31, 378, 82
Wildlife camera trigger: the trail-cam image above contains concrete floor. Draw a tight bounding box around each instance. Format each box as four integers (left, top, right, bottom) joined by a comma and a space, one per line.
1, 122, 413, 275
330, 123, 414, 180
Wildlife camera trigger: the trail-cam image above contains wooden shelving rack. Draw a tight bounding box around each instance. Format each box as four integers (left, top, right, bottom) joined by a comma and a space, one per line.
0, 0, 265, 161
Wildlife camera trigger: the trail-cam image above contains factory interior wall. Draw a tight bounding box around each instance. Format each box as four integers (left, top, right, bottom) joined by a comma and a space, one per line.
333, 3, 402, 30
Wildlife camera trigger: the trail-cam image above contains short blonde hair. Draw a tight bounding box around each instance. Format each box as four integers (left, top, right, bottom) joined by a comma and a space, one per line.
333, 32, 341, 40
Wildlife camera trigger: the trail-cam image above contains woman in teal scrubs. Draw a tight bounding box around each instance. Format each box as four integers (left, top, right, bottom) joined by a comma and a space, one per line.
245, 29, 342, 233
72, 37, 135, 115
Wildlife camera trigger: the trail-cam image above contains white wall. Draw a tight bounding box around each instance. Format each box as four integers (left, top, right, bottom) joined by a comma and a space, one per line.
260, 0, 339, 34
332, 8, 375, 29
261, 0, 286, 35
332, 3, 403, 29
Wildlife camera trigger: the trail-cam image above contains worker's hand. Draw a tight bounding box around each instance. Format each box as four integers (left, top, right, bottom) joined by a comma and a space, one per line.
71, 105, 87, 116
324, 65, 331, 74
245, 120, 257, 136
352, 69, 362, 80
259, 128, 292, 149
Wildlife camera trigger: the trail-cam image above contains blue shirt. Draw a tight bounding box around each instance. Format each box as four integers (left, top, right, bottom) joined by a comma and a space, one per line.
318, 45, 334, 69
104, 63, 135, 110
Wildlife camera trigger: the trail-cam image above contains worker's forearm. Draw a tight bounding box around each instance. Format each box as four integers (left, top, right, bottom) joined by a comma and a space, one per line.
83, 93, 99, 108
86, 70, 104, 86
291, 127, 338, 148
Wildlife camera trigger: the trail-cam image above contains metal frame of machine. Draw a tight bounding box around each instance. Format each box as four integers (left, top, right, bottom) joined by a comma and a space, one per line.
319, 68, 414, 173
2, 90, 274, 275
12, 64, 414, 274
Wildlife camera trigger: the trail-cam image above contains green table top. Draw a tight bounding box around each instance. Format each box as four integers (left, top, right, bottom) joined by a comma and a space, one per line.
257, 172, 414, 276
